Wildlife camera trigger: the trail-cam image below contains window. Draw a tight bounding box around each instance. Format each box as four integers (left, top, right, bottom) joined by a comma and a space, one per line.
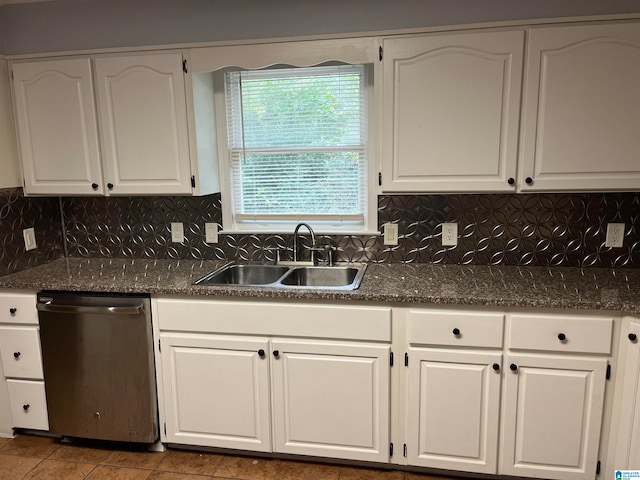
220, 63, 373, 233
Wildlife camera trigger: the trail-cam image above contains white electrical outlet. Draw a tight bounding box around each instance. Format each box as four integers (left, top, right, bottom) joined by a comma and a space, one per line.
205, 223, 218, 244
442, 223, 458, 246
383, 223, 398, 246
171, 222, 184, 243
605, 223, 625, 248
23, 227, 37, 251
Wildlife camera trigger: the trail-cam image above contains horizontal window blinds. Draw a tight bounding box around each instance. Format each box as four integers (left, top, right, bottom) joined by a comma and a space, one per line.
225, 64, 366, 223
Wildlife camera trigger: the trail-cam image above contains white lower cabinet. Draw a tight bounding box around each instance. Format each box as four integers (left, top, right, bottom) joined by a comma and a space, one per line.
500, 354, 607, 480
406, 348, 502, 473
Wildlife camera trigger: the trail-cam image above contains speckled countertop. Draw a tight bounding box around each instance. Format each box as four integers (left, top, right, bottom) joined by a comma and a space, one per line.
0, 257, 639, 313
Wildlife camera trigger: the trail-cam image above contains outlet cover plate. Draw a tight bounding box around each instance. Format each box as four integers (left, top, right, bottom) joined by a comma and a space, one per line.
442, 223, 458, 246
605, 223, 625, 248
383, 223, 398, 246
205, 223, 218, 244
23, 228, 37, 251
171, 223, 184, 243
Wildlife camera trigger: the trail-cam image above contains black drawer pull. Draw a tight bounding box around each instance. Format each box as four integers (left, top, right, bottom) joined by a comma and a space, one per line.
9, 307, 17, 314
273, 350, 280, 358
13, 352, 21, 359
107, 183, 114, 190
509, 363, 518, 372
629, 333, 638, 342
23, 404, 30, 411
91, 183, 99, 190
492, 363, 500, 371
557, 333, 567, 342
258, 349, 265, 358
452, 328, 461, 336
507, 177, 515, 185
525, 177, 533, 185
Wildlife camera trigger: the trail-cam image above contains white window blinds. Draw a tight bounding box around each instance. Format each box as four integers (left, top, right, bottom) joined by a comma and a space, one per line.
224, 64, 367, 225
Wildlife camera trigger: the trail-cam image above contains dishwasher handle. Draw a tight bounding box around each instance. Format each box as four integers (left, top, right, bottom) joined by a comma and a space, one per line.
36, 302, 144, 316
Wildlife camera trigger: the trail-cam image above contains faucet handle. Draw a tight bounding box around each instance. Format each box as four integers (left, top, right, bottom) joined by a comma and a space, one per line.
263, 247, 282, 264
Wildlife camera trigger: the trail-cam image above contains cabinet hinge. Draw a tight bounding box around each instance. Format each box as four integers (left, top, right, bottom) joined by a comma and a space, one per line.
390, 352, 394, 367
378, 172, 382, 186
379, 45, 383, 62
163, 423, 167, 435
389, 442, 393, 456
606, 364, 611, 380
183, 59, 188, 74
596, 460, 601, 475
404, 352, 409, 367
158, 339, 161, 353
191, 175, 196, 188
403, 443, 407, 457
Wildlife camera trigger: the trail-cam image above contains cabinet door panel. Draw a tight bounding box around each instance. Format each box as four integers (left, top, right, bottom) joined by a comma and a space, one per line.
407, 349, 501, 473
161, 334, 271, 451
381, 30, 523, 192
501, 354, 606, 480
12, 58, 103, 195
521, 22, 640, 191
271, 340, 389, 462
94, 53, 192, 195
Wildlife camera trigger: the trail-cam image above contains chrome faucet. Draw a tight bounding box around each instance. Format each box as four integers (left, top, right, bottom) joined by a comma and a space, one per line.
292, 223, 316, 264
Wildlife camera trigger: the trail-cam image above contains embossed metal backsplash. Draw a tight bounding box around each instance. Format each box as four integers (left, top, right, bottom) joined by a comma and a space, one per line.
61, 192, 640, 267
0, 188, 64, 276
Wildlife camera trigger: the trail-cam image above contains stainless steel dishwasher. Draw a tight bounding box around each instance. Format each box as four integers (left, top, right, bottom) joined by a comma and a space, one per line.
36, 292, 158, 443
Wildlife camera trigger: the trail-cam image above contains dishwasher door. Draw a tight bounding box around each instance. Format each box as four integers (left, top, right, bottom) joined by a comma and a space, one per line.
37, 292, 158, 443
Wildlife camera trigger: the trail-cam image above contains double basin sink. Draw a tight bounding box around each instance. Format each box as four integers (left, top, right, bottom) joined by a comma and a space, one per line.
194, 263, 366, 290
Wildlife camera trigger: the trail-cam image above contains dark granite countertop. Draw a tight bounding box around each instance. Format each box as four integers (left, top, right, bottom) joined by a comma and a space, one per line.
0, 257, 638, 314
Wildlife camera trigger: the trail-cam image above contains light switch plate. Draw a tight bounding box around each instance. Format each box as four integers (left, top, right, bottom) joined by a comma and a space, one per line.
383, 223, 398, 246
23, 227, 37, 251
171, 223, 184, 243
605, 223, 625, 248
442, 223, 458, 246
205, 223, 218, 244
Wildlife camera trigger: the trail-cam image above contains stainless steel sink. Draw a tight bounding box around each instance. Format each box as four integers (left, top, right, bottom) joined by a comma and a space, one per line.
279, 266, 365, 289
194, 263, 366, 290
194, 264, 290, 286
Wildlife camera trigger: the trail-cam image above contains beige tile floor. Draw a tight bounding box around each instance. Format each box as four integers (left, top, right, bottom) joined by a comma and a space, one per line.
0, 434, 459, 480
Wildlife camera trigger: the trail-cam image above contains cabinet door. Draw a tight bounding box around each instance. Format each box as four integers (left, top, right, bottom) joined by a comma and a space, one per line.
501, 354, 607, 480
406, 348, 501, 473
161, 334, 271, 451
612, 321, 640, 468
520, 22, 640, 191
94, 53, 192, 195
12, 58, 103, 195
271, 339, 390, 462
381, 30, 523, 192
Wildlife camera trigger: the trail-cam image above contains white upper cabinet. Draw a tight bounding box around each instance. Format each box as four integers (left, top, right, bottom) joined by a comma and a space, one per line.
12, 52, 208, 196
94, 54, 192, 195
12, 58, 103, 195
520, 22, 640, 192
381, 30, 524, 192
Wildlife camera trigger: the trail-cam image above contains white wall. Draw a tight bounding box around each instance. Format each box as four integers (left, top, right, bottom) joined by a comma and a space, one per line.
0, 58, 20, 189
1, 0, 640, 55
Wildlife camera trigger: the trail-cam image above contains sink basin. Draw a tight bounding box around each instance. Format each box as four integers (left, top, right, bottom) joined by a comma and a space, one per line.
280, 265, 366, 289
194, 263, 366, 290
194, 264, 290, 286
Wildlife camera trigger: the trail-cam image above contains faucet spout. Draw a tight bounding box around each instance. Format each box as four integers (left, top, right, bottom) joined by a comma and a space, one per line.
293, 223, 316, 263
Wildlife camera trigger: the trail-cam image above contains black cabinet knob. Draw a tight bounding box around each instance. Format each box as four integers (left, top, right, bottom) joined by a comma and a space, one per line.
23, 404, 30, 411
107, 183, 114, 190
557, 333, 567, 342
9, 307, 17, 314
452, 328, 461, 336
91, 183, 99, 190
273, 350, 280, 358
629, 333, 638, 342
507, 177, 515, 185
13, 352, 20, 359
509, 363, 518, 371
492, 363, 500, 371
525, 177, 533, 185
258, 349, 265, 358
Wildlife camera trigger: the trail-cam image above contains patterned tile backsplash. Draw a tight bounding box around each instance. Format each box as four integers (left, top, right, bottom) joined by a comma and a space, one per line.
0, 188, 64, 276
1, 189, 639, 273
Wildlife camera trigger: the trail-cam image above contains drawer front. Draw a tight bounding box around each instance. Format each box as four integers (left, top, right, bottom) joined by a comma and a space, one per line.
0, 292, 38, 325
508, 314, 613, 354
408, 310, 504, 348
6, 379, 49, 430
0, 326, 44, 379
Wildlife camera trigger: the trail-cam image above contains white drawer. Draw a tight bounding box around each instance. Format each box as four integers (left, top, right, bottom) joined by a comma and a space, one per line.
0, 326, 44, 379
6, 379, 49, 431
154, 298, 392, 342
408, 310, 504, 348
508, 314, 613, 354
0, 292, 38, 325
